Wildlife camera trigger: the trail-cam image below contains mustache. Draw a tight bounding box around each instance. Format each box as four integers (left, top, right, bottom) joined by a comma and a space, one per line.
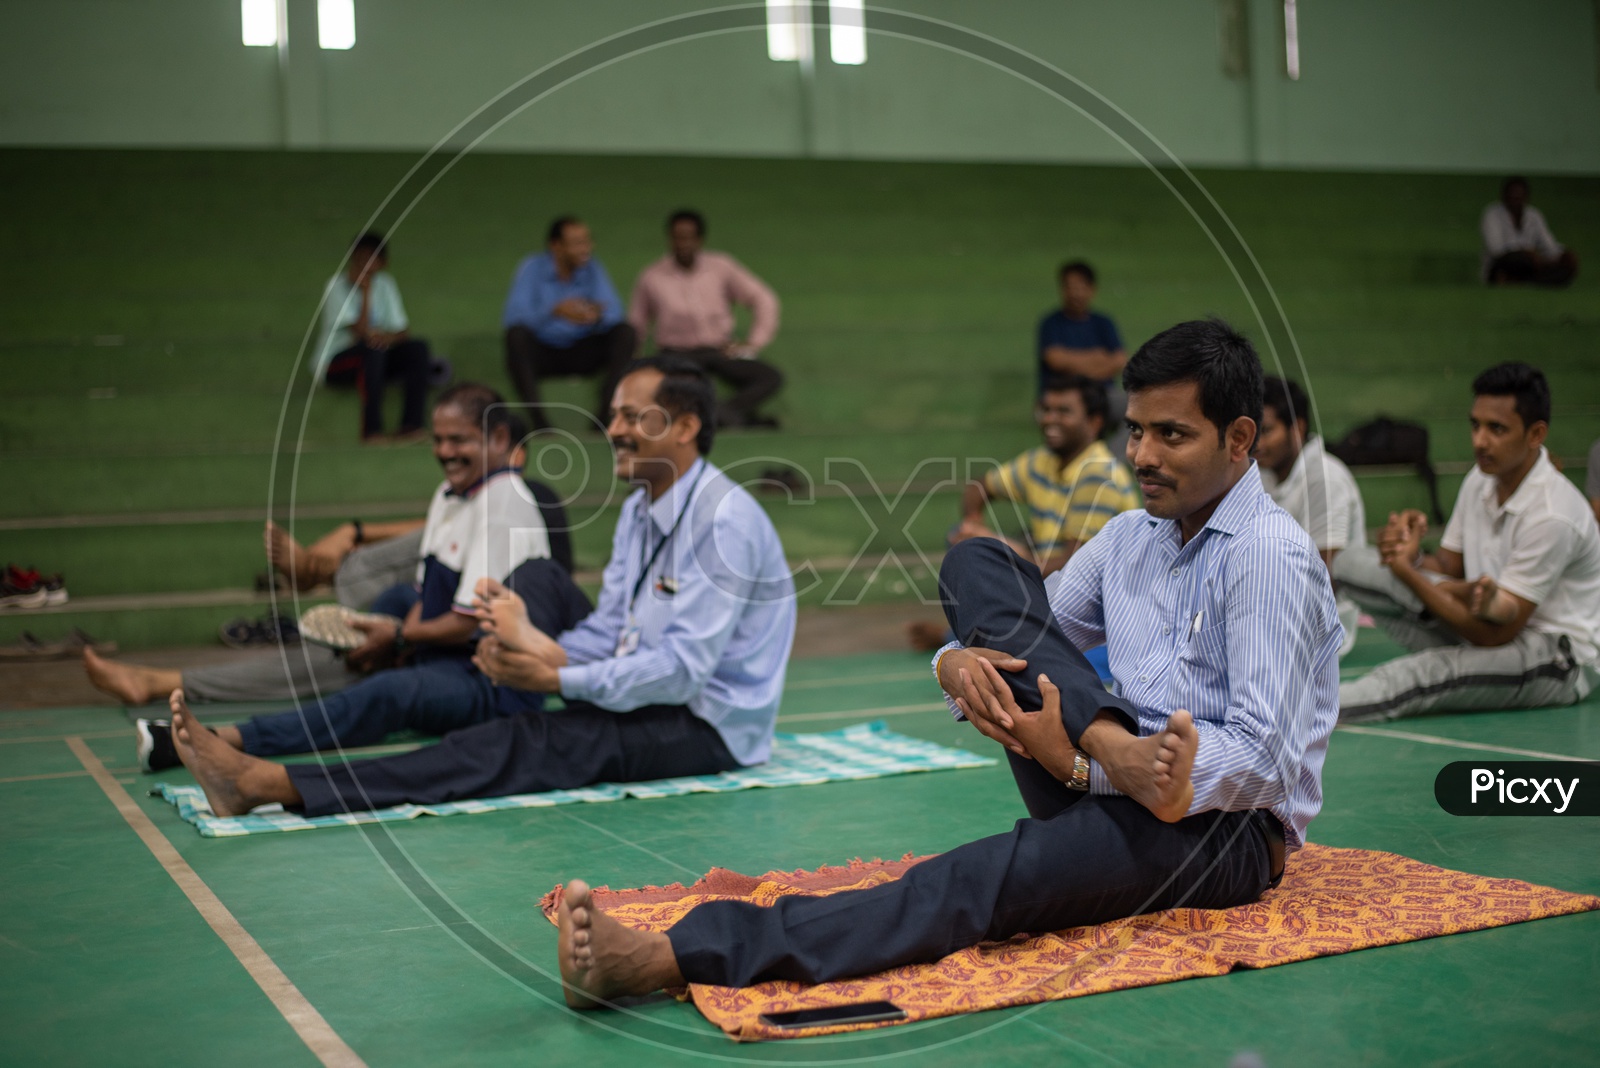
1135, 468, 1176, 488
610, 436, 637, 451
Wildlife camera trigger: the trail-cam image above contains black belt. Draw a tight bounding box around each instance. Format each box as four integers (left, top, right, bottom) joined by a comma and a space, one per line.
1252, 809, 1286, 888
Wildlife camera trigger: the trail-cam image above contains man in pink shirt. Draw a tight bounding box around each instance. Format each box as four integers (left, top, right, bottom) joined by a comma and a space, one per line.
628, 210, 783, 428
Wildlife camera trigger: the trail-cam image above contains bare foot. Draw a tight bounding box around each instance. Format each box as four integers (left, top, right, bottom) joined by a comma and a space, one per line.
474, 580, 566, 664
1082, 709, 1198, 823
83, 648, 177, 705
169, 691, 296, 817
557, 879, 682, 1010
264, 521, 325, 591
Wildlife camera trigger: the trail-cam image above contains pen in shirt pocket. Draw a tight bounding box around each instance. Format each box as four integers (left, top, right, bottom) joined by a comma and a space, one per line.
1189, 610, 1204, 641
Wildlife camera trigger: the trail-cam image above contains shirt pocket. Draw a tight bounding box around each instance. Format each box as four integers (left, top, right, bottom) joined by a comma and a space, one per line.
1172, 621, 1229, 698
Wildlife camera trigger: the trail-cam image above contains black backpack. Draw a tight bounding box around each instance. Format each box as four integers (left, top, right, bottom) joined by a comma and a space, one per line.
1327, 418, 1445, 522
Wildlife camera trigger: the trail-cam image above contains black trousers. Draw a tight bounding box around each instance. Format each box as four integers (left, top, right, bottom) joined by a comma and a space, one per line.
657, 346, 783, 427
504, 323, 638, 429
665, 538, 1275, 988
288, 701, 738, 818
324, 339, 432, 438
1487, 251, 1577, 288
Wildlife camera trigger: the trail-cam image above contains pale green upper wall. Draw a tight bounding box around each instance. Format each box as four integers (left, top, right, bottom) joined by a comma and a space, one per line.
2, 0, 1597, 172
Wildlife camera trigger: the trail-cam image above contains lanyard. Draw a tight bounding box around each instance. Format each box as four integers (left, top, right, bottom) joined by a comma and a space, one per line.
629, 465, 705, 612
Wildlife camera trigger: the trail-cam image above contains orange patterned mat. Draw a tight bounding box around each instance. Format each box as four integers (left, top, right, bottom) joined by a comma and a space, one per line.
541, 844, 1600, 1042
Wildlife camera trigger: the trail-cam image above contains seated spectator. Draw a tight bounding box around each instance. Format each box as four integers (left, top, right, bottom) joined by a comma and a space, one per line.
955, 374, 1138, 576
1334, 363, 1600, 721
1482, 177, 1578, 288
628, 209, 783, 429
127, 383, 585, 771
312, 232, 435, 442
909, 374, 1138, 661
1256, 375, 1366, 655
1037, 260, 1128, 449
164, 358, 796, 819
503, 216, 636, 430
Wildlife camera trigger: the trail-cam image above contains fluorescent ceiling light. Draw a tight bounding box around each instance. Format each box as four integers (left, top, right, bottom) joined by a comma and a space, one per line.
767, 0, 811, 62
318, 0, 355, 50
240, 0, 277, 46
829, 0, 866, 65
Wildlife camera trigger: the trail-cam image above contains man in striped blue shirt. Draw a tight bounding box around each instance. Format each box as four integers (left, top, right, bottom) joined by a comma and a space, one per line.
551, 319, 1342, 1004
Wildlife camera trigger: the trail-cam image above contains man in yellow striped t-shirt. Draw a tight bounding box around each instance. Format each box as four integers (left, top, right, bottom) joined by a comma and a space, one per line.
955, 373, 1140, 577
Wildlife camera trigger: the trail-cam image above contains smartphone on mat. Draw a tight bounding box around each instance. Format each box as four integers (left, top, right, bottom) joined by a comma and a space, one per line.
759, 1001, 906, 1030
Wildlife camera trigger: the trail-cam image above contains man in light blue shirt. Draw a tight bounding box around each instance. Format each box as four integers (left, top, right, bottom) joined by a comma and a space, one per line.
503, 216, 637, 431
166, 358, 796, 819
314, 231, 435, 441
549, 319, 1342, 1006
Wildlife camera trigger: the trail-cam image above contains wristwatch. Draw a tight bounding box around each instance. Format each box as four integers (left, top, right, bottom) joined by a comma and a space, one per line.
1064, 751, 1091, 791
352, 519, 365, 545
391, 628, 408, 659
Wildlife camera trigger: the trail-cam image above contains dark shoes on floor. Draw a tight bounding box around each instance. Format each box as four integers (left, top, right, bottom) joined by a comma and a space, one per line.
135, 718, 181, 773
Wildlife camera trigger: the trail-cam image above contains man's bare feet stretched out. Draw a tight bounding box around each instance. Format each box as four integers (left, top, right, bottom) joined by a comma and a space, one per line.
557, 880, 683, 1009
169, 690, 300, 817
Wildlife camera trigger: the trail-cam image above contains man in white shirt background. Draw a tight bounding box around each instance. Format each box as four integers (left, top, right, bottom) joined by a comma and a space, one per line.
1335, 362, 1600, 721
1481, 176, 1579, 288
1256, 375, 1367, 655
628, 209, 783, 429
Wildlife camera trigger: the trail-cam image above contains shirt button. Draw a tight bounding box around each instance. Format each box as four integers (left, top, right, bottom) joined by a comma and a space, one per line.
1162, 625, 1171, 635
1170, 567, 1180, 577
1139, 674, 1149, 683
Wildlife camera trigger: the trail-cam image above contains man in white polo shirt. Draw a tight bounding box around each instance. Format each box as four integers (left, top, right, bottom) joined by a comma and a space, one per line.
1257, 376, 1366, 656
133, 383, 590, 771
1335, 363, 1600, 721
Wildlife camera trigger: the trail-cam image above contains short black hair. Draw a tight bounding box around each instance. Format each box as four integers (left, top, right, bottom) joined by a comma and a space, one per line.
1122, 318, 1263, 446
546, 215, 581, 244
1502, 175, 1529, 197
352, 231, 387, 259
1039, 372, 1111, 437
435, 382, 527, 447
668, 209, 706, 236
622, 355, 717, 456
1262, 375, 1311, 433
1472, 361, 1550, 430
1058, 260, 1097, 286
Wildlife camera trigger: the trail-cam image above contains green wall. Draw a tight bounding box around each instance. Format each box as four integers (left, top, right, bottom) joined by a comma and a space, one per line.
2, 0, 1597, 172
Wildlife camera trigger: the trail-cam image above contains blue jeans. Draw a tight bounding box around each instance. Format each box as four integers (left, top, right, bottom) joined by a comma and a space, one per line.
237, 654, 524, 757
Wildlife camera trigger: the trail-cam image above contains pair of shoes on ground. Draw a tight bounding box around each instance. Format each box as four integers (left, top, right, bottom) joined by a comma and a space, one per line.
0, 628, 117, 662
219, 613, 300, 649
1, 565, 67, 609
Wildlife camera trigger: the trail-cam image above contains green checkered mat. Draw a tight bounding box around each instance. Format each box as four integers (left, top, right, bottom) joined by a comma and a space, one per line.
153, 721, 995, 838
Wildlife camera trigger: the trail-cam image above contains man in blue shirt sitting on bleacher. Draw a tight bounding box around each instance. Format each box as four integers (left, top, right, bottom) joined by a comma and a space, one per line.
503, 216, 637, 431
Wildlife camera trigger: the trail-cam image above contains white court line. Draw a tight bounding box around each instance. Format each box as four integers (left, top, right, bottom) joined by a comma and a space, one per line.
779, 702, 949, 725
1338, 725, 1592, 762
66, 737, 366, 1068
783, 670, 932, 691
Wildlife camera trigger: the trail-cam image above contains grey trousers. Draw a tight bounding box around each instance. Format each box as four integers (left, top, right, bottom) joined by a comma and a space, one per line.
1333, 545, 1589, 722
183, 531, 422, 704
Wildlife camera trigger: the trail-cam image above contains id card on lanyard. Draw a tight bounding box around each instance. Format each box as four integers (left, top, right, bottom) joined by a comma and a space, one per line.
616, 466, 703, 658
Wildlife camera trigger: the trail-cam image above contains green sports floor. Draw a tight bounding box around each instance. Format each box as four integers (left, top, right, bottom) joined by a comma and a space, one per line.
3, 639, 1598, 1066
2, 148, 1599, 1065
